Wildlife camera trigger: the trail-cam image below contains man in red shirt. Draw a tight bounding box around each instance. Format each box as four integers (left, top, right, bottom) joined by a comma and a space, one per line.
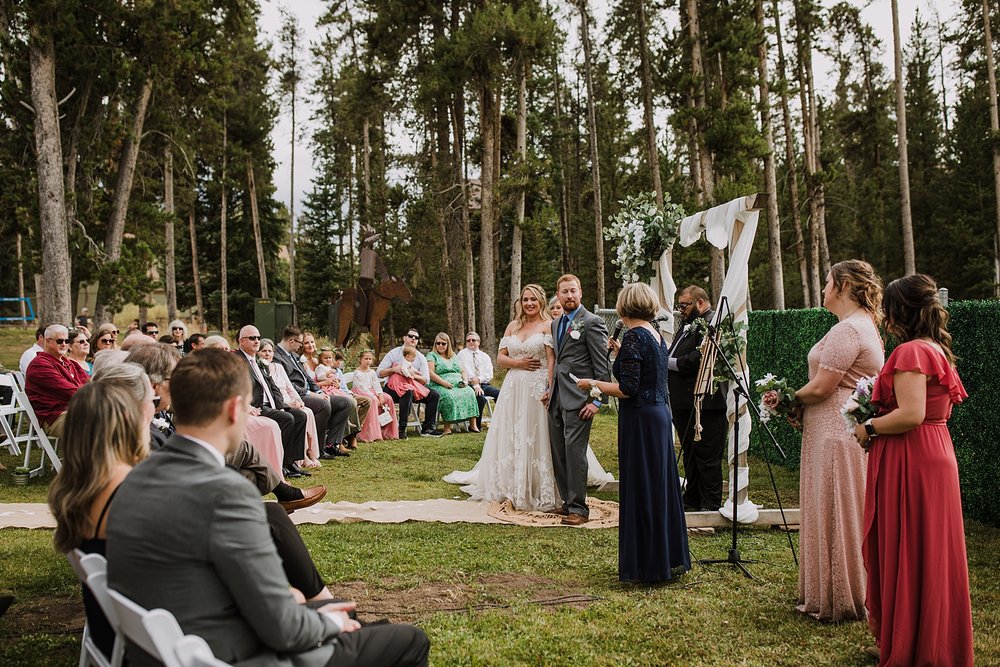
25, 324, 88, 436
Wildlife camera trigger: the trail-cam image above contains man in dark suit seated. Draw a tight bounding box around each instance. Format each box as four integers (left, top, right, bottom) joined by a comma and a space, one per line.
237, 325, 310, 478
126, 343, 325, 513
667, 286, 729, 512
107, 349, 430, 667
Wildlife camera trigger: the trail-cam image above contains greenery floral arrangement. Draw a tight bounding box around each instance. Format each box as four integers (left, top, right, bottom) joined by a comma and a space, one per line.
754, 373, 799, 423
691, 314, 748, 392
605, 192, 685, 284
840, 376, 878, 434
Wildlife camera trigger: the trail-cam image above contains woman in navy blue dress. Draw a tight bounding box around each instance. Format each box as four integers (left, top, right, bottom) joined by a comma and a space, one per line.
577, 283, 690, 582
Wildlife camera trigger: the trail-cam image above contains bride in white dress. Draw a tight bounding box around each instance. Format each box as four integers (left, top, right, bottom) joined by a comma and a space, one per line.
444, 284, 613, 511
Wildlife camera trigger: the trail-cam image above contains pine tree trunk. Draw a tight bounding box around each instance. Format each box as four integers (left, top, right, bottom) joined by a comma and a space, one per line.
891, 0, 916, 274
638, 0, 663, 206
757, 0, 784, 309
164, 144, 178, 319
511, 63, 528, 317
452, 95, 476, 333
479, 83, 498, 353
984, 0, 1000, 297
95, 76, 153, 325
552, 50, 572, 274
794, 0, 822, 304
28, 25, 72, 324
64, 75, 92, 230
288, 75, 298, 324
220, 111, 229, 334
772, 0, 810, 307
429, 128, 455, 336
247, 157, 268, 299
578, 0, 606, 306
189, 208, 204, 332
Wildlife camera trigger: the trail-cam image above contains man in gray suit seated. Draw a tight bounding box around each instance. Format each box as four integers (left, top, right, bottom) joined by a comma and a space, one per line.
107, 349, 430, 667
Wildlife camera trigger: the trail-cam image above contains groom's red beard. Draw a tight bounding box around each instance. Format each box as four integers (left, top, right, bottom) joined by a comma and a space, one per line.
560, 298, 579, 311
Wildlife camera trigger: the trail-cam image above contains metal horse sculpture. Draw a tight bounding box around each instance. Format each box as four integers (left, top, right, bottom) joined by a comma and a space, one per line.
332, 274, 412, 355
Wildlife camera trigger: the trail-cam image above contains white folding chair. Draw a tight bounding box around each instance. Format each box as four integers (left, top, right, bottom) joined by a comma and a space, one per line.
341, 371, 354, 389
481, 396, 497, 426
1, 373, 24, 455
105, 587, 189, 667
0, 373, 61, 473
66, 551, 124, 667
406, 402, 424, 434
172, 635, 231, 667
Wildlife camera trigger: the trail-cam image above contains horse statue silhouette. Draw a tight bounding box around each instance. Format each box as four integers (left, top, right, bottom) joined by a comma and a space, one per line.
331, 229, 412, 354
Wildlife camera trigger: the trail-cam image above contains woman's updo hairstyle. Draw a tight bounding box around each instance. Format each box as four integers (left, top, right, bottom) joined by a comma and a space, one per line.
830, 259, 883, 321
882, 274, 955, 365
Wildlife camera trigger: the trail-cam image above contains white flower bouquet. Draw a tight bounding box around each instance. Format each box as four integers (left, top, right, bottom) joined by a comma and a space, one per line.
841, 376, 878, 434
605, 192, 684, 284
753, 373, 797, 423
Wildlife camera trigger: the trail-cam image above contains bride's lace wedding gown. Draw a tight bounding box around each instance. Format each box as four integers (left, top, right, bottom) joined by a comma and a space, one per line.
444, 332, 613, 511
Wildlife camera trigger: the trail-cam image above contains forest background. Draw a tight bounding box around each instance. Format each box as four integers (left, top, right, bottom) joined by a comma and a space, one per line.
1, 0, 998, 356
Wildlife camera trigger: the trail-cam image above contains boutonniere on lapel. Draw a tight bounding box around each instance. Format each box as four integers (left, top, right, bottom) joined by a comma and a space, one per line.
152, 415, 172, 433
684, 317, 708, 335
568, 317, 585, 340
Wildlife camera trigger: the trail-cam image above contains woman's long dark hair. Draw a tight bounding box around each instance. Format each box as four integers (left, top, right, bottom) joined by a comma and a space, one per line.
882, 274, 955, 365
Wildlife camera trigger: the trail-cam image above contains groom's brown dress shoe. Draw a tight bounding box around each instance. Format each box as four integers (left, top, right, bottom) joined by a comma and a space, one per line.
279, 485, 327, 514
561, 514, 588, 526
551, 507, 570, 516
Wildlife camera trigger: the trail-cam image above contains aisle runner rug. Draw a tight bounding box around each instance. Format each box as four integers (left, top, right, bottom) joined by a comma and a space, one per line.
0, 499, 620, 530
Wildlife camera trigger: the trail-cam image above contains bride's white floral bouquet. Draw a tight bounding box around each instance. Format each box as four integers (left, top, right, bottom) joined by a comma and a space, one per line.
605, 192, 684, 284
841, 376, 878, 434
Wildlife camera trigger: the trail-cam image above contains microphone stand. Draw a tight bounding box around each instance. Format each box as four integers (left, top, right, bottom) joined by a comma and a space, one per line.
695, 297, 799, 579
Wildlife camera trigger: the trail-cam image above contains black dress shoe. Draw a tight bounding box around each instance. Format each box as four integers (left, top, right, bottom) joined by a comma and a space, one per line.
283, 466, 303, 478
287, 463, 311, 477
320, 450, 337, 460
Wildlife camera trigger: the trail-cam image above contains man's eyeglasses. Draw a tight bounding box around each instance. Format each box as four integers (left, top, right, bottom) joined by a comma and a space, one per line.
147, 330, 159, 336
98, 337, 114, 345
466, 338, 478, 343
677, 302, 693, 310
242, 335, 261, 341
50, 338, 70, 345
405, 333, 419, 340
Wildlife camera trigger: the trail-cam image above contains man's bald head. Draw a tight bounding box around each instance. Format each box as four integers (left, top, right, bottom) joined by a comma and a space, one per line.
237, 325, 261, 355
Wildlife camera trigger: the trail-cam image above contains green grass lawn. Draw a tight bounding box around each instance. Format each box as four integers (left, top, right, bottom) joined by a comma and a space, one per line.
2, 412, 998, 665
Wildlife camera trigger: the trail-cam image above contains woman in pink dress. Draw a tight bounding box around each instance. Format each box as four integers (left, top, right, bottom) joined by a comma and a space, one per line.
854, 274, 973, 666
352, 350, 399, 441
793, 260, 884, 621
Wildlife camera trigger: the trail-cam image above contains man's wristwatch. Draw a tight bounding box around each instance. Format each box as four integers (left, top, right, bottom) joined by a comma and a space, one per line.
864, 419, 878, 438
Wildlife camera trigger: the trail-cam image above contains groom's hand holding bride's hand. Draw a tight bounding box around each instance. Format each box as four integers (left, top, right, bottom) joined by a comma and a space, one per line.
540, 390, 549, 408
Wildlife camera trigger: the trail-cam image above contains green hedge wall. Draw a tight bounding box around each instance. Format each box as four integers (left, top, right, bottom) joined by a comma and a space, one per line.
745, 302, 1000, 527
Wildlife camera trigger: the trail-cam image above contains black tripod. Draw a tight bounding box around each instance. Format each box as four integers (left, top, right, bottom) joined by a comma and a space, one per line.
695, 297, 798, 578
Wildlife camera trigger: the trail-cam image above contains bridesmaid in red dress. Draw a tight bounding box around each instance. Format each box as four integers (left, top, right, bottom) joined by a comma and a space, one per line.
854, 274, 974, 667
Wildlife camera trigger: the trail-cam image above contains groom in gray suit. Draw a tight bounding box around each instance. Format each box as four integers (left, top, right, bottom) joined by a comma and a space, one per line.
107, 348, 429, 667
545, 274, 610, 525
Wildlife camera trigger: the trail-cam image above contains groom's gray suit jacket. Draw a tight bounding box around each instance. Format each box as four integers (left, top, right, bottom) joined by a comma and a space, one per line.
107, 434, 340, 667
549, 306, 611, 412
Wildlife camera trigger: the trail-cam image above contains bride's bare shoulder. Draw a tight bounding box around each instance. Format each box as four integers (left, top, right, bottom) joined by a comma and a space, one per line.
503, 321, 519, 337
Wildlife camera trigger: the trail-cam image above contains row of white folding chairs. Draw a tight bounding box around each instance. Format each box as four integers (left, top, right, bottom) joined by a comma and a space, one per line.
66, 550, 229, 667
0, 371, 61, 475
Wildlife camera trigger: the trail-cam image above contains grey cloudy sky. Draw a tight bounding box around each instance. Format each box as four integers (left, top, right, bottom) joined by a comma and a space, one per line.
259, 0, 964, 219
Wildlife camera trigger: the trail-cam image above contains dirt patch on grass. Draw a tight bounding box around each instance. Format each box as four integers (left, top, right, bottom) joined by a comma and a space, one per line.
336, 573, 593, 620
0, 594, 84, 637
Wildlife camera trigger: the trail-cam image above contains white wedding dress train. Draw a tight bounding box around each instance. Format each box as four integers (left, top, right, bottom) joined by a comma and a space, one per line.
443, 333, 614, 511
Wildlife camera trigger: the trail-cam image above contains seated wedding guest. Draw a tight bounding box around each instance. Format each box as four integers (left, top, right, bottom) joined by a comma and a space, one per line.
300, 332, 322, 375
127, 318, 140, 333
378, 329, 443, 439
67, 328, 93, 376
127, 344, 325, 511
25, 324, 88, 436
237, 325, 310, 479
259, 338, 321, 468
157, 334, 175, 345
272, 327, 357, 459
119, 329, 153, 352
854, 274, 973, 666
456, 331, 500, 426
203, 335, 293, 478
19, 326, 46, 374
106, 349, 430, 667
90, 323, 119, 354
352, 349, 398, 441
141, 320, 160, 338
312, 343, 370, 453
76, 307, 90, 329
91, 349, 128, 374
427, 332, 479, 435
184, 332, 206, 353
49, 364, 337, 662
168, 319, 187, 352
